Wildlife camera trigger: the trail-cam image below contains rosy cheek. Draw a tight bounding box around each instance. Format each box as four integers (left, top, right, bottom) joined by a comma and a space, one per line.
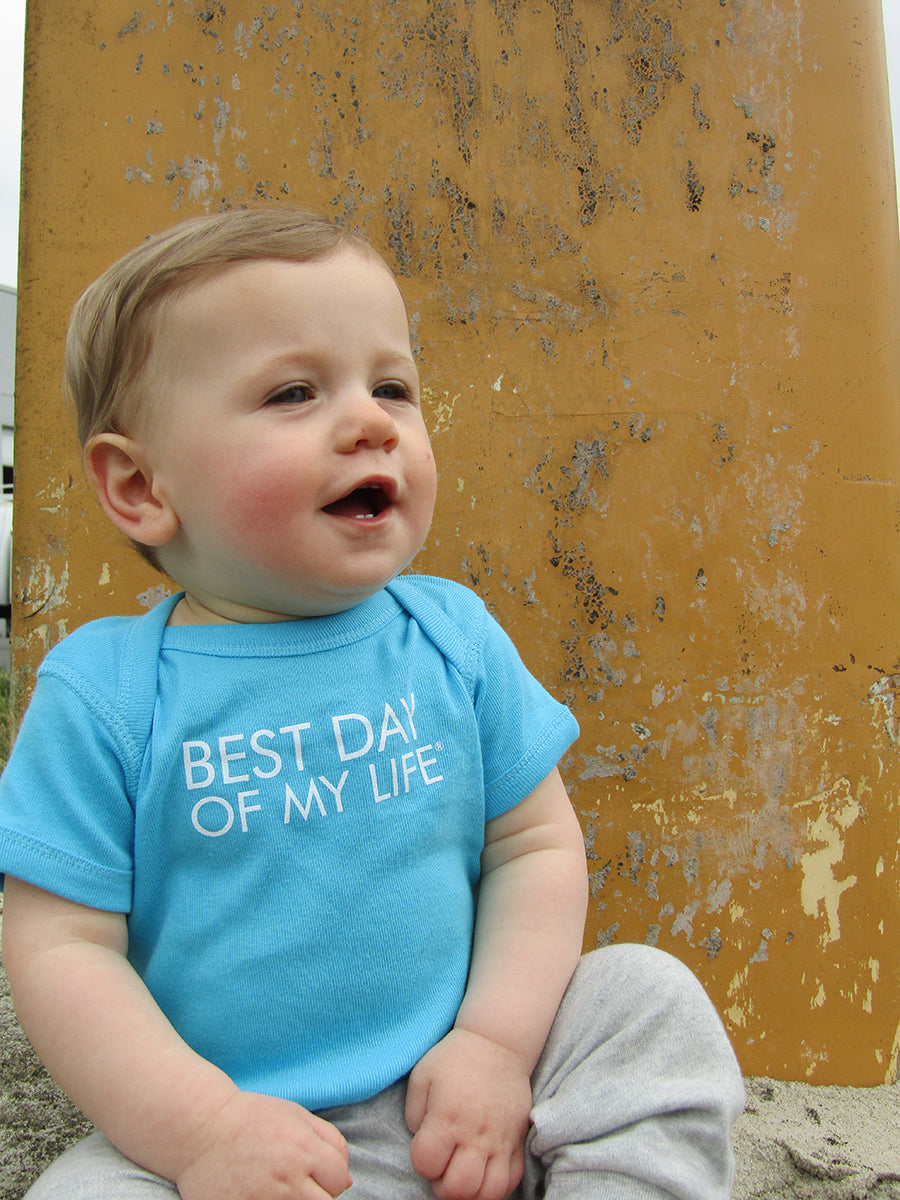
216, 466, 306, 544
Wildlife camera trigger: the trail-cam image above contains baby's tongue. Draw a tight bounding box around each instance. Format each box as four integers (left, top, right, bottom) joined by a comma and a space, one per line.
324, 488, 378, 519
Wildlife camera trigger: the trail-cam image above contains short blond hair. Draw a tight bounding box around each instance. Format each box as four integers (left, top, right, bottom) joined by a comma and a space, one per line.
65, 205, 377, 447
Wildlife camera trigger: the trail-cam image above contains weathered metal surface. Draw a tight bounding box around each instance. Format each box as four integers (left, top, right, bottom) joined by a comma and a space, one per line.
13, 0, 900, 1084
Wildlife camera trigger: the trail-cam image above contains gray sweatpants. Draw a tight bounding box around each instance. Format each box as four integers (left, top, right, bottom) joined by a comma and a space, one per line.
24, 947, 745, 1200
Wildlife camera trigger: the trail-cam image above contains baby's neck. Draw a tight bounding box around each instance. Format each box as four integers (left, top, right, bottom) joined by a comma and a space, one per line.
167, 593, 300, 626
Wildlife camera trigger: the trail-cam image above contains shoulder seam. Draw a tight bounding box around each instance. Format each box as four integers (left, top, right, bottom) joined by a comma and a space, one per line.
37, 659, 146, 795
388, 576, 486, 691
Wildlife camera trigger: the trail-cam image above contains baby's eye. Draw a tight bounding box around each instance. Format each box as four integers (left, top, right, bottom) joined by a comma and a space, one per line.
267, 383, 314, 406
373, 381, 415, 402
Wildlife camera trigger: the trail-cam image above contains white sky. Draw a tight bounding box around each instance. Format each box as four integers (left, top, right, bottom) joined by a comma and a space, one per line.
0, 0, 25, 291
0, 1, 898, 291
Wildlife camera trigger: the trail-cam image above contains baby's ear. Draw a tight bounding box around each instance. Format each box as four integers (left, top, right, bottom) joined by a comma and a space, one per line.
84, 433, 179, 547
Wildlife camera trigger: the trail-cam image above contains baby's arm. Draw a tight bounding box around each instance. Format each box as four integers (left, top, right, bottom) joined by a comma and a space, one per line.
405, 767, 588, 1200
1, 877, 352, 1200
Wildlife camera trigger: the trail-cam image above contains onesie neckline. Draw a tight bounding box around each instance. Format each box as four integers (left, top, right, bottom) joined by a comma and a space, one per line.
157, 587, 403, 658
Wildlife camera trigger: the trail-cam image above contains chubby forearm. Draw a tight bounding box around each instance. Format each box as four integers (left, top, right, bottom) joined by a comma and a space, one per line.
405, 771, 587, 1199
454, 768, 588, 1072
15, 952, 237, 1179
2, 878, 243, 1180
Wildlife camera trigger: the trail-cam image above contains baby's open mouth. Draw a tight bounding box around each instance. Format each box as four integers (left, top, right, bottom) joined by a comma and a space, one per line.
323, 485, 391, 520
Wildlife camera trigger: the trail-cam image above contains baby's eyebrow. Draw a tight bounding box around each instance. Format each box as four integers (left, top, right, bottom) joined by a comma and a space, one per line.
252, 348, 417, 375
255, 349, 328, 376
374, 351, 418, 374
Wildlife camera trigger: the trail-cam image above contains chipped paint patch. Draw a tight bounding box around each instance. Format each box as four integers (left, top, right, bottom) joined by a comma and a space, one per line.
726, 1003, 747, 1029
726, 964, 751, 1030
422, 386, 459, 437
888, 1021, 900, 1084
749, 929, 772, 963
17, 557, 70, 624
670, 899, 700, 941
868, 675, 900, 746
798, 778, 860, 946
704, 878, 732, 913
801, 1045, 830, 1079
137, 585, 175, 610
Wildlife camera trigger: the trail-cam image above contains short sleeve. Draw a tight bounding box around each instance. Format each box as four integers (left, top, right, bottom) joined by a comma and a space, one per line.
474, 610, 580, 820
0, 668, 137, 910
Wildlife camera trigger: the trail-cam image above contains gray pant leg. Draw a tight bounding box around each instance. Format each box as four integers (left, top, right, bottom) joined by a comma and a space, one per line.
23, 1130, 176, 1199
525, 946, 745, 1200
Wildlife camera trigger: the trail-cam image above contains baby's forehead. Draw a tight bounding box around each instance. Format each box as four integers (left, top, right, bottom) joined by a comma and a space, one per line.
141, 248, 411, 380
159, 246, 399, 317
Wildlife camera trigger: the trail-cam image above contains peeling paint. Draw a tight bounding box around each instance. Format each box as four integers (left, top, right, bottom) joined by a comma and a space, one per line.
422, 386, 459, 437
705, 878, 732, 913
749, 929, 772, 964
136, 585, 174, 610
889, 1022, 900, 1085
17, 557, 70, 623
798, 779, 860, 946
868, 675, 900, 746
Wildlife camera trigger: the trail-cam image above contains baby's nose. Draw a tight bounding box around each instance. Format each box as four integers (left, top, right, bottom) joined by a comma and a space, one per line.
338, 394, 400, 452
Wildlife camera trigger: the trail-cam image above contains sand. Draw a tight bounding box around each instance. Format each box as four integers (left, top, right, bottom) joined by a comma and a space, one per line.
733, 1077, 900, 1199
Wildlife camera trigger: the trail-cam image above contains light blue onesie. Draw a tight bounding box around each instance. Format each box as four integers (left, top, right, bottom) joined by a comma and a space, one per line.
0, 575, 744, 1199
0, 575, 578, 1109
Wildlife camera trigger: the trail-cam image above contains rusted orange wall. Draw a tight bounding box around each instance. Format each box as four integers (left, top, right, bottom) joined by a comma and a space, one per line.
12, 0, 900, 1085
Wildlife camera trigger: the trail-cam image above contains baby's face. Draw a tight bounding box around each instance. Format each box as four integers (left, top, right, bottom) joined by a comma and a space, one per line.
135, 248, 438, 621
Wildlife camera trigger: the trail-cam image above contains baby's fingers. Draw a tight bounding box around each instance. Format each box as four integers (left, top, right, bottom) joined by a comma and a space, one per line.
432, 1143, 487, 1200
409, 1115, 455, 1182
430, 1143, 521, 1200
306, 1112, 351, 1165
307, 1136, 354, 1198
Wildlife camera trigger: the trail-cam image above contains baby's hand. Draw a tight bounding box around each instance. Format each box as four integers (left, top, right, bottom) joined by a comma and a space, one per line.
405, 1029, 533, 1200
176, 1090, 352, 1200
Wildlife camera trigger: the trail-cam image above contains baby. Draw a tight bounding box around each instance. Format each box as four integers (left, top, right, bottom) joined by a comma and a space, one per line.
0, 206, 744, 1200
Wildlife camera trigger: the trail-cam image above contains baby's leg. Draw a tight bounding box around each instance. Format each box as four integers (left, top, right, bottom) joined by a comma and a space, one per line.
22, 1130, 176, 1199
524, 945, 745, 1200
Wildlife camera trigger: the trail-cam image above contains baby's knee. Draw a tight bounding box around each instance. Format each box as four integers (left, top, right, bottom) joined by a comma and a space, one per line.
574, 943, 707, 1003
569, 945, 740, 1066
